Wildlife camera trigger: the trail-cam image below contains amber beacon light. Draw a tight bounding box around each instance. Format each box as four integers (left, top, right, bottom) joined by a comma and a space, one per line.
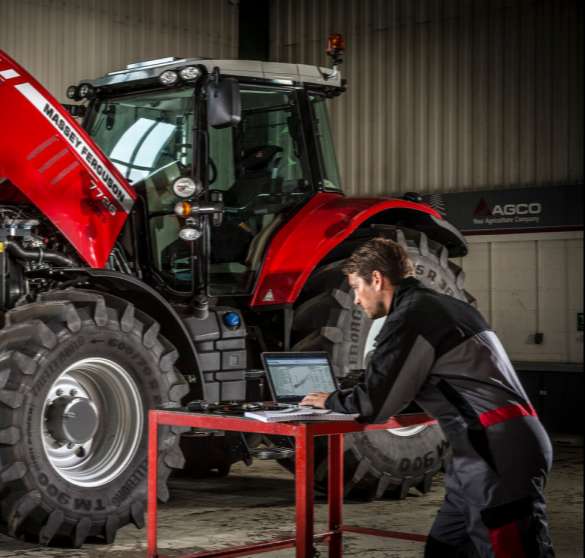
326, 33, 345, 67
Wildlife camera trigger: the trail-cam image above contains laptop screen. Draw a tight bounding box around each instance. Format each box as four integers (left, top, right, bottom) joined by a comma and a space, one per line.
262, 352, 338, 402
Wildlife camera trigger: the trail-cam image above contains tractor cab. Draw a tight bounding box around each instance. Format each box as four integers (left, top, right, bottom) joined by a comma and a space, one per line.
79, 56, 344, 297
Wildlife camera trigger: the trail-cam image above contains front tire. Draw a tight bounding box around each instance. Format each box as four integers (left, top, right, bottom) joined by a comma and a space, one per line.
0, 289, 187, 546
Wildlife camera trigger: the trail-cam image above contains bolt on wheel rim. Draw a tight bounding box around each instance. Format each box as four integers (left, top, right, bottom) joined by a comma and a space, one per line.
41, 357, 144, 488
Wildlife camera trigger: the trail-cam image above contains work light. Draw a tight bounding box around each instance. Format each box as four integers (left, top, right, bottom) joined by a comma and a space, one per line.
78, 83, 95, 99
179, 227, 201, 241
159, 70, 179, 86
179, 66, 201, 81
66, 85, 80, 100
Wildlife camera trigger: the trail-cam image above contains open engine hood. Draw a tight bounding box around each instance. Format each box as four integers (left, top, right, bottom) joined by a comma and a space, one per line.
0, 50, 136, 268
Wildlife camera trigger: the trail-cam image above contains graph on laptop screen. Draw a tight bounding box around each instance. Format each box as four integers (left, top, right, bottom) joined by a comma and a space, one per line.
265, 355, 337, 399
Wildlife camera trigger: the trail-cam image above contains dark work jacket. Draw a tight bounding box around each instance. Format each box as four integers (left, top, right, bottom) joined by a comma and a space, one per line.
325, 277, 553, 482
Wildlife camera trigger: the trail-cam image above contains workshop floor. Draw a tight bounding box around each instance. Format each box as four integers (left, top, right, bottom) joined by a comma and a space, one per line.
0, 435, 582, 558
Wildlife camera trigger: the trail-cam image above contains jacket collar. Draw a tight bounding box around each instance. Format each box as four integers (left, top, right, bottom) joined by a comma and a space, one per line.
389, 276, 422, 314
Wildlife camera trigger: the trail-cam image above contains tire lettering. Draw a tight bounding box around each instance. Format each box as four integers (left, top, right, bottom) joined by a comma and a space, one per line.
423, 451, 435, 468
74, 498, 92, 511
95, 499, 106, 511
31, 337, 85, 397
38, 473, 71, 505
399, 458, 411, 472
112, 461, 148, 507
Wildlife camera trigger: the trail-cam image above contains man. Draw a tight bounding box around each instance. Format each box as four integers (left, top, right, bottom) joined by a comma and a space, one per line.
301, 237, 555, 558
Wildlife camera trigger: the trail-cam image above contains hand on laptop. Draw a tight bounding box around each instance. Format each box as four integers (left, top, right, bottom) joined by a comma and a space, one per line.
300, 392, 331, 409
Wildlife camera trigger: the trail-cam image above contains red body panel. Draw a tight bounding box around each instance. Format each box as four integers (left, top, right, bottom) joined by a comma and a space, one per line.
0, 50, 135, 268
250, 192, 441, 307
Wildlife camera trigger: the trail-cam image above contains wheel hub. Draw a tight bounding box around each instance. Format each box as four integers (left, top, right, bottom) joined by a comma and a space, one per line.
46, 396, 98, 445
41, 357, 144, 488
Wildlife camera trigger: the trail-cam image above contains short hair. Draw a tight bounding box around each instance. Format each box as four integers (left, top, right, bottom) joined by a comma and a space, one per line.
342, 237, 415, 285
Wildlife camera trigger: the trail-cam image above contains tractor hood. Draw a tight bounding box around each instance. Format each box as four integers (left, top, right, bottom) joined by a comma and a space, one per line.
0, 50, 135, 268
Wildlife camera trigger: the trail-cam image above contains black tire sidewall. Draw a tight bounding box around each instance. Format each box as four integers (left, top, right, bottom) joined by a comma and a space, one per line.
19, 322, 168, 519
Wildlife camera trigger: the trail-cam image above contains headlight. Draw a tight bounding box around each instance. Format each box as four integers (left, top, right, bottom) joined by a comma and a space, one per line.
179, 66, 201, 81
159, 70, 179, 86
172, 177, 201, 199
66, 85, 79, 100
78, 83, 95, 99
179, 227, 201, 241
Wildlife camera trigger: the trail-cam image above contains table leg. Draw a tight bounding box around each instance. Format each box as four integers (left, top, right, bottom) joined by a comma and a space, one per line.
295, 427, 314, 558
328, 434, 344, 557
147, 411, 159, 558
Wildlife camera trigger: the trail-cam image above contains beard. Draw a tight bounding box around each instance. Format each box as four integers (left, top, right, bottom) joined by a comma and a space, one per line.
366, 299, 387, 320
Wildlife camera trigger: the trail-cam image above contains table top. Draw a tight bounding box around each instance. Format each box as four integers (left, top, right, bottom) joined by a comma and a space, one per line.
149, 409, 436, 436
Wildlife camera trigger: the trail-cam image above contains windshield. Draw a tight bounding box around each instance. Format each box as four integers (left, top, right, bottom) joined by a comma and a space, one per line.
88, 88, 194, 185
86, 84, 340, 296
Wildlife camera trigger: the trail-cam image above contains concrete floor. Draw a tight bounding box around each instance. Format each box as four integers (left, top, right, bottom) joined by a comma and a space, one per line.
0, 435, 582, 558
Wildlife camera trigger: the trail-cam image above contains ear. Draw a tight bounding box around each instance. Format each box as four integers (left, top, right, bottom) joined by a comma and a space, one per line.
371, 270, 383, 291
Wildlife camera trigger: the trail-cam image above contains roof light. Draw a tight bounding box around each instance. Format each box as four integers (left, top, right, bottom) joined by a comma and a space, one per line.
159, 70, 179, 86
327, 33, 345, 54
179, 66, 201, 81
326, 33, 345, 70
66, 85, 80, 100
78, 83, 95, 99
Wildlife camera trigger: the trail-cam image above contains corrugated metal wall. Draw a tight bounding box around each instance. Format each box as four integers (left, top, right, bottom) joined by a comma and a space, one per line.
0, 0, 238, 102
270, 0, 584, 197
451, 231, 583, 363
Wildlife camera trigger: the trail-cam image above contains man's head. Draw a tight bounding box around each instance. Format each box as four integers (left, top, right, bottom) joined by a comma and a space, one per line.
342, 237, 415, 319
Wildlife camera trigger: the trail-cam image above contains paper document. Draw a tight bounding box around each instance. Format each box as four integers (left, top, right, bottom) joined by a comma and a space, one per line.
244, 408, 358, 423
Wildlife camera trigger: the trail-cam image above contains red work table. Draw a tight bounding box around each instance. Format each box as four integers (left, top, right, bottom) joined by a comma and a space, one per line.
147, 410, 436, 558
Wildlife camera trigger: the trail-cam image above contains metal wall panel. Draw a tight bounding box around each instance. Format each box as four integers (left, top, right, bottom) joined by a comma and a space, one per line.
0, 0, 238, 101
453, 232, 584, 363
270, 0, 584, 196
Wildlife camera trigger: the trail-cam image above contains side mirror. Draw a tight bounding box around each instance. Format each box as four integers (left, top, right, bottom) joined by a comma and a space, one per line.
207, 78, 241, 129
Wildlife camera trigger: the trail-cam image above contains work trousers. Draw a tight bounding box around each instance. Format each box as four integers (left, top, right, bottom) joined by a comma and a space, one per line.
424, 462, 555, 558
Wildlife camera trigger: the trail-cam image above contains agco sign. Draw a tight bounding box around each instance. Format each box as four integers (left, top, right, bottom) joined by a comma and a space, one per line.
491, 203, 542, 216
423, 184, 582, 233
472, 198, 543, 226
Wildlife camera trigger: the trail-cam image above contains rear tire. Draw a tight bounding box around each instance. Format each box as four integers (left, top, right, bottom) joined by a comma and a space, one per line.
0, 289, 188, 546
286, 228, 472, 499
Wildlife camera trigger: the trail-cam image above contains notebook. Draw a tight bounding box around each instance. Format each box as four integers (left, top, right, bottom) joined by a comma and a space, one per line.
244, 407, 356, 422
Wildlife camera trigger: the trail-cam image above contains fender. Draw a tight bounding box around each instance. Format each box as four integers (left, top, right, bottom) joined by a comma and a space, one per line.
250, 192, 467, 307
30, 268, 205, 397
0, 50, 135, 268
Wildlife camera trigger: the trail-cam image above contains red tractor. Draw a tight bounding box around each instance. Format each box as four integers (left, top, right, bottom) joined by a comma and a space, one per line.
0, 45, 471, 546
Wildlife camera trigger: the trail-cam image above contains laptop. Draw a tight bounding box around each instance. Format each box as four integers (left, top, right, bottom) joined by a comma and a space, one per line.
261, 352, 339, 405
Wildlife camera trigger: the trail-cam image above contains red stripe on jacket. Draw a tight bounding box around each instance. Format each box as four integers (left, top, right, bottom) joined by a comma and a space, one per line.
488, 521, 527, 558
479, 402, 537, 428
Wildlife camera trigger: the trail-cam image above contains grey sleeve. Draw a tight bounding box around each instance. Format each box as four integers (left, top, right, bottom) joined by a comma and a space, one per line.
325, 321, 435, 423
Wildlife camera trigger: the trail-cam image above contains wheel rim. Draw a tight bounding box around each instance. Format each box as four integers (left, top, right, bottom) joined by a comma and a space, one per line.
363, 316, 428, 437
41, 357, 144, 488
